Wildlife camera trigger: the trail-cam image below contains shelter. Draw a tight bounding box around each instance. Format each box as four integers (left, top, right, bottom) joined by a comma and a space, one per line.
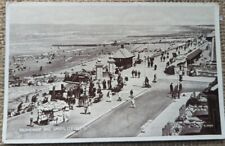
206, 31, 216, 63
113, 45, 134, 69
186, 49, 202, 65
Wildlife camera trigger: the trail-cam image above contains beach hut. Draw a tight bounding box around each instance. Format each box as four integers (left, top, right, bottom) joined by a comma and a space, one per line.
113, 45, 134, 69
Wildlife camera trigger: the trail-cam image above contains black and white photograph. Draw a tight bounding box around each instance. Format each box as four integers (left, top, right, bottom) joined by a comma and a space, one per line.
3, 2, 225, 143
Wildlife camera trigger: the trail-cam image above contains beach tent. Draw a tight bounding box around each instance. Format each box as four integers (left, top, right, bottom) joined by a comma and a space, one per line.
113, 45, 134, 69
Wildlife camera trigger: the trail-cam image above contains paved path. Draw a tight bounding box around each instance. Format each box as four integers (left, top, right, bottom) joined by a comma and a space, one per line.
138, 92, 194, 137
6, 76, 148, 139
69, 79, 209, 138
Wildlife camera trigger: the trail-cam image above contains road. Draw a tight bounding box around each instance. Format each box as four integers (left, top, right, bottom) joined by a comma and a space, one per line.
69, 79, 209, 138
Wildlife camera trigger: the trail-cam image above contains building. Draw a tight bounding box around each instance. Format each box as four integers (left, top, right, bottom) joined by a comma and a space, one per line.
202, 78, 221, 134
113, 45, 134, 69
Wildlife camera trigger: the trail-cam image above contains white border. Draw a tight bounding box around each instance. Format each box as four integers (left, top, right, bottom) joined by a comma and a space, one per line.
2, 2, 225, 144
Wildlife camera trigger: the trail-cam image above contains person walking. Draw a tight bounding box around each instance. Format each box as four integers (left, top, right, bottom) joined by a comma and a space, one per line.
130, 90, 135, 108
117, 92, 122, 101
178, 82, 183, 99
150, 60, 154, 68
29, 111, 34, 127
179, 70, 183, 81
132, 69, 135, 78
102, 79, 107, 90
153, 74, 157, 83
173, 84, 178, 99
145, 76, 149, 85
76, 84, 81, 99
135, 70, 138, 78
148, 61, 150, 68
154, 64, 157, 70
137, 71, 141, 78
64, 107, 70, 122
84, 99, 91, 114
107, 79, 111, 89
170, 83, 174, 95
106, 91, 112, 102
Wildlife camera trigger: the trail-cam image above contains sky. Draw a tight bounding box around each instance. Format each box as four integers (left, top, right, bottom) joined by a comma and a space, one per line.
7, 2, 217, 25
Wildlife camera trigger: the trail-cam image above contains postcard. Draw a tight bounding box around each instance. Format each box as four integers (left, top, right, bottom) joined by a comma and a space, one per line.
3, 2, 225, 144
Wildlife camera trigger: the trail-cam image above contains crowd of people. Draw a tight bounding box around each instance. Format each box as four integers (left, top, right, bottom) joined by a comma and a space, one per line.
14, 40, 195, 128
170, 82, 183, 99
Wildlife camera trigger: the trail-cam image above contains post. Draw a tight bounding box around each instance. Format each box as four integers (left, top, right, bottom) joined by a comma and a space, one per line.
95, 59, 103, 80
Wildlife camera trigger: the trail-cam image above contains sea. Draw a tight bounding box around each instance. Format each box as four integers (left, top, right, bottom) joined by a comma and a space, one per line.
8, 24, 201, 56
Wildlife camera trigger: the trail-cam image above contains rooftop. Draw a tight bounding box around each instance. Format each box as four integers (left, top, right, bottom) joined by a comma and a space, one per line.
113, 47, 134, 59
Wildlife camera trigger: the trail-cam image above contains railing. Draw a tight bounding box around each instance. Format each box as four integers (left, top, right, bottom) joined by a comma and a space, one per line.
196, 70, 217, 77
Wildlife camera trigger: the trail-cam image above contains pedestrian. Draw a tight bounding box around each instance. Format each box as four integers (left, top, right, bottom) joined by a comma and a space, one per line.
64, 107, 70, 122
173, 84, 178, 99
107, 80, 112, 90
170, 83, 173, 94
97, 85, 102, 94
163, 56, 166, 62
109, 73, 113, 81
29, 111, 34, 127
137, 70, 141, 78
132, 69, 135, 78
179, 70, 183, 81
84, 99, 91, 114
76, 84, 81, 99
106, 91, 112, 102
135, 70, 138, 78
102, 79, 107, 90
117, 92, 122, 101
166, 61, 169, 67
154, 64, 157, 70
144, 76, 150, 87
67, 89, 73, 108
73, 86, 78, 98
130, 90, 135, 108
150, 60, 154, 67
178, 82, 183, 99
153, 74, 157, 83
